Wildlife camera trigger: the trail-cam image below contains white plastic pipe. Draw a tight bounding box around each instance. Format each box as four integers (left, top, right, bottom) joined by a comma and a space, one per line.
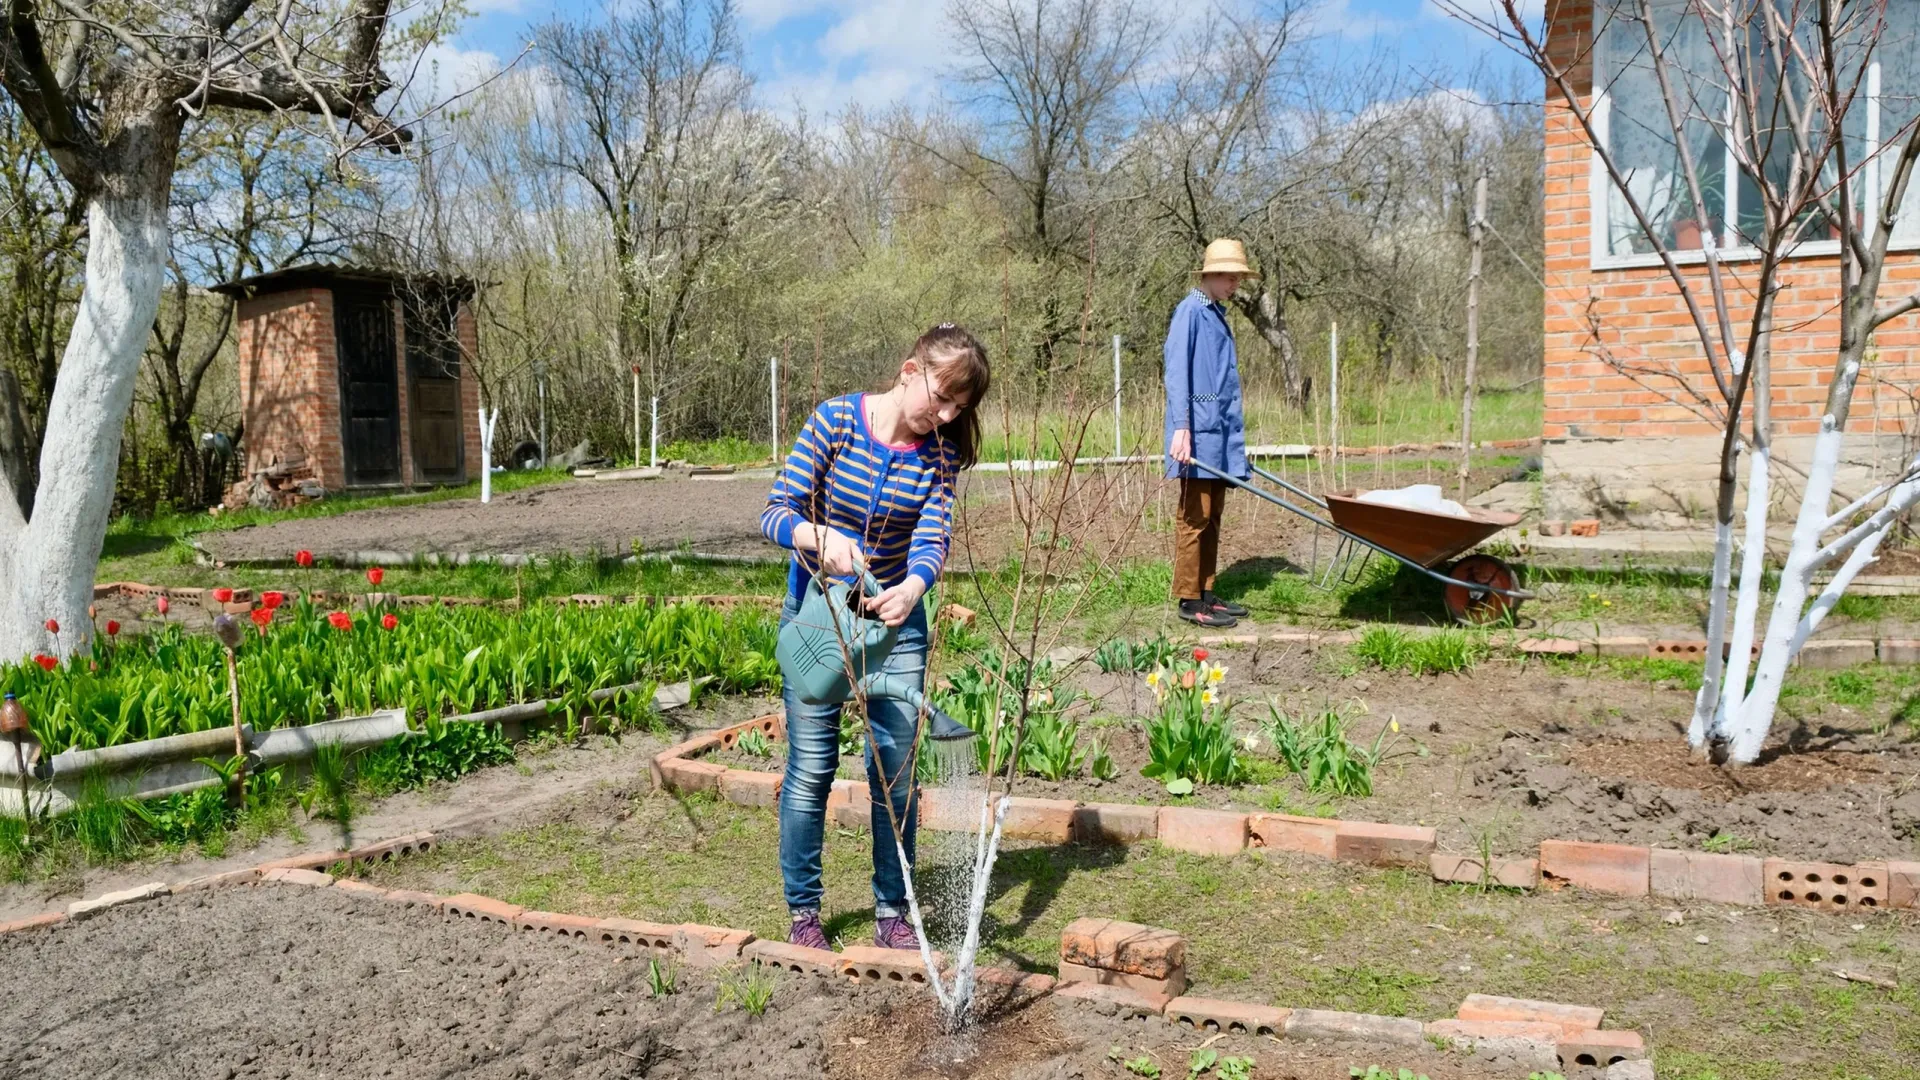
650, 395, 659, 469
770, 354, 780, 461
1112, 335, 1123, 459
1329, 321, 1340, 486
478, 406, 499, 503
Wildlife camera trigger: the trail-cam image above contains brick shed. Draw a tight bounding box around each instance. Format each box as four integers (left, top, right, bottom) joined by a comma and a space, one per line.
1542, 2, 1920, 526
214, 264, 481, 494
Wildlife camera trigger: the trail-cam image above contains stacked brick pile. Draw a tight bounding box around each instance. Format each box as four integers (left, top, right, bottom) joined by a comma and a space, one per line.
223, 453, 325, 511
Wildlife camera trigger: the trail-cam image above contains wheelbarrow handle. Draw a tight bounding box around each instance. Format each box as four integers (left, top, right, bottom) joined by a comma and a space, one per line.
1185, 459, 1536, 602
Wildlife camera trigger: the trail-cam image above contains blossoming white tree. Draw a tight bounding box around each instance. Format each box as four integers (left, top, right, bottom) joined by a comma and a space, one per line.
1440, 0, 1920, 762
0, 2, 432, 662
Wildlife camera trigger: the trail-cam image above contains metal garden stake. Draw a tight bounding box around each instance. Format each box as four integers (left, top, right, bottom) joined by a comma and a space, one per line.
213, 614, 248, 803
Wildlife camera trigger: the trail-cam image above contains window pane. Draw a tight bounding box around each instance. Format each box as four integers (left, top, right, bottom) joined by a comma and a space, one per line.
1738, 2, 1911, 246
1601, 2, 1729, 256
1879, 5, 1920, 243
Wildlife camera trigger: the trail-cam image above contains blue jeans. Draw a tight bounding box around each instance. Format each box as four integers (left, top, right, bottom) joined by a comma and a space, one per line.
778, 596, 925, 917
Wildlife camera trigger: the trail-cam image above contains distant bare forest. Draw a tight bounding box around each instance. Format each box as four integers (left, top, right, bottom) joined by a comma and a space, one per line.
0, 0, 1543, 513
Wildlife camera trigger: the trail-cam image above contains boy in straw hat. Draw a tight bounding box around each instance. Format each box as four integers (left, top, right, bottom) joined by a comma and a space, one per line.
1164, 238, 1255, 628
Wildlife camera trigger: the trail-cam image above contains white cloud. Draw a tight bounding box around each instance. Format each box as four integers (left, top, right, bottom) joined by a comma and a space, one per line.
817, 4, 944, 59
399, 43, 508, 110
1305, 0, 1418, 40
746, 0, 948, 118
738, 0, 832, 31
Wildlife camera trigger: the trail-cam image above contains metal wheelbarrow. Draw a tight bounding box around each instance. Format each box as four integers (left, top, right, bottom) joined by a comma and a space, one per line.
1188, 460, 1535, 624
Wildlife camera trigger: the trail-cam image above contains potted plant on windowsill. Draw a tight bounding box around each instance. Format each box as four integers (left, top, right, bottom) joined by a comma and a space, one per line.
1667, 169, 1724, 251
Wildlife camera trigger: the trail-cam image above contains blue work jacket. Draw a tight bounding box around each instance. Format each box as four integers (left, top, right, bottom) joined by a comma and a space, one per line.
1163, 288, 1249, 480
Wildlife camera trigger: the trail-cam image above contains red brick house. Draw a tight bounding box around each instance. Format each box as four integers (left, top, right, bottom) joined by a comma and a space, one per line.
215, 264, 482, 494
1541, 1, 1920, 525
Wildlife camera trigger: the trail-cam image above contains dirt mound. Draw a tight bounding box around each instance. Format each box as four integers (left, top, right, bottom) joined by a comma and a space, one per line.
1472, 730, 1919, 862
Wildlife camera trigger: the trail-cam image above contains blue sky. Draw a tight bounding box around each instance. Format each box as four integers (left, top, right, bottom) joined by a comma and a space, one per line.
432, 1, 1533, 118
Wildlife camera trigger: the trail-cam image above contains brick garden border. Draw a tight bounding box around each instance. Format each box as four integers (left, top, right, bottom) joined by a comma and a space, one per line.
658, 715, 1920, 917
3, 812, 1653, 1079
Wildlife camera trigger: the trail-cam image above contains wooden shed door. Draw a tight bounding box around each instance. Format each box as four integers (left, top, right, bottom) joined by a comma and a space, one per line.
405, 295, 464, 483
333, 289, 400, 485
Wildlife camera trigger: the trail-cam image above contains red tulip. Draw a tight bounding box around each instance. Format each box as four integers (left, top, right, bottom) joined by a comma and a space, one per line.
105, 620, 120, 637
251, 607, 273, 628
295, 550, 314, 568
1193, 647, 1208, 662
44, 619, 57, 634
33, 654, 55, 672
262, 591, 285, 610
327, 611, 352, 631
366, 566, 384, 587
156, 596, 170, 616
381, 612, 398, 631
213, 587, 234, 603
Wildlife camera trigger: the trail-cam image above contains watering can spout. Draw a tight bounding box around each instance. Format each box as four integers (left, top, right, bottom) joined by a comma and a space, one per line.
924, 702, 978, 744
860, 672, 978, 744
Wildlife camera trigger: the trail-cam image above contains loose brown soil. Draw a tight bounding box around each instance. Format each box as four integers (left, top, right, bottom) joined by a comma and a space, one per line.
0, 883, 1551, 1080
708, 641, 1920, 865
197, 457, 1523, 576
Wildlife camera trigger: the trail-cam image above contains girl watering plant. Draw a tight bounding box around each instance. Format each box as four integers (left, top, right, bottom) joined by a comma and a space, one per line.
760, 323, 990, 951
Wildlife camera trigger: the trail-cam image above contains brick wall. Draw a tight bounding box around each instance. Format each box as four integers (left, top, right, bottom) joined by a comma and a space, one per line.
239, 288, 343, 489
240, 283, 481, 494
1543, 0, 1920, 521
458, 300, 482, 480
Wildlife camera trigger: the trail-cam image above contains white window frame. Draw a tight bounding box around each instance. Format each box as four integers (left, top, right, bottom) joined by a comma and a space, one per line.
1587, 3, 1920, 271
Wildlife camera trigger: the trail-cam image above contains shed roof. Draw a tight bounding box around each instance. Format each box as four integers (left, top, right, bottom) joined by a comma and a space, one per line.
211, 261, 477, 301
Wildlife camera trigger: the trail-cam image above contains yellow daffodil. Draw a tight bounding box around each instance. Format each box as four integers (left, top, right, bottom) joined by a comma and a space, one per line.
1145, 671, 1161, 689
1201, 687, 1217, 706
1390, 717, 1400, 733
1208, 665, 1227, 684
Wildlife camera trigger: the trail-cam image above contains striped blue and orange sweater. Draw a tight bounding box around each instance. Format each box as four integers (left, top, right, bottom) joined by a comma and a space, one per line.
761, 393, 959, 605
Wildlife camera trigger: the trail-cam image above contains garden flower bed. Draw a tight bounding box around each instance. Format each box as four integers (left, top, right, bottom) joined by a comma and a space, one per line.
1, 596, 777, 754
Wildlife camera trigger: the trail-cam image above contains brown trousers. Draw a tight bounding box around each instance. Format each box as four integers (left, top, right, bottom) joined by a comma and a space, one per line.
1174, 478, 1227, 602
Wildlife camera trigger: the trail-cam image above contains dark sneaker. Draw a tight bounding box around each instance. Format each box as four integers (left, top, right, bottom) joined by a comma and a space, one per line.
874, 915, 921, 951
789, 911, 828, 950
1204, 591, 1249, 618
1177, 599, 1237, 628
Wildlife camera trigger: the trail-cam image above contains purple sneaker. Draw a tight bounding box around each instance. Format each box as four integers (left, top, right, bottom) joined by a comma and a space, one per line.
874, 915, 921, 951
789, 911, 828, 950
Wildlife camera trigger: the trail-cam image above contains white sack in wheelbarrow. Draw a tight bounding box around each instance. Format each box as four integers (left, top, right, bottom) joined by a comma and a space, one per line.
1354, 484, 1470, 519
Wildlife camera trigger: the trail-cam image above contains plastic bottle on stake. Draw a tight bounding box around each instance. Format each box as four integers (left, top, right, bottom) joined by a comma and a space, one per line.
2, 693, 31, 825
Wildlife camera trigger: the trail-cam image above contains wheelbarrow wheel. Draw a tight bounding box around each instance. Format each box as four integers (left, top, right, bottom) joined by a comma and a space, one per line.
1443, 554, 1519, 625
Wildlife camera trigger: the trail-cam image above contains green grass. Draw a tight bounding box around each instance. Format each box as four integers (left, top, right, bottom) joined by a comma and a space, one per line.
658, 436, 777, 466
98, 544, 789, 606
975, 381, 1542, 463
363, 791, 1920, 1079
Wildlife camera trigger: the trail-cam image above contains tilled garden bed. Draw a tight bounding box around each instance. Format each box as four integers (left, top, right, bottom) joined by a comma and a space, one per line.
708, 639, 1920, 864
1, 882, 1546, 1080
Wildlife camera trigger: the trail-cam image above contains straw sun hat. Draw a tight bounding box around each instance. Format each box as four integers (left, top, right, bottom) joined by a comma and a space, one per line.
1194, 238, 1258, 279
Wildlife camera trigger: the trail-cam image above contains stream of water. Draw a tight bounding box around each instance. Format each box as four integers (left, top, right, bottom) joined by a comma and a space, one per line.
897, 737, 1010, 1035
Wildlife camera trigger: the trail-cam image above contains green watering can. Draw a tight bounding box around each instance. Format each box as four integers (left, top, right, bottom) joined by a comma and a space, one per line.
776, 567, 978, 744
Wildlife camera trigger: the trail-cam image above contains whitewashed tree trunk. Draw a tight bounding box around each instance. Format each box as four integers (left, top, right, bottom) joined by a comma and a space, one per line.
0, 186, 170, 662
